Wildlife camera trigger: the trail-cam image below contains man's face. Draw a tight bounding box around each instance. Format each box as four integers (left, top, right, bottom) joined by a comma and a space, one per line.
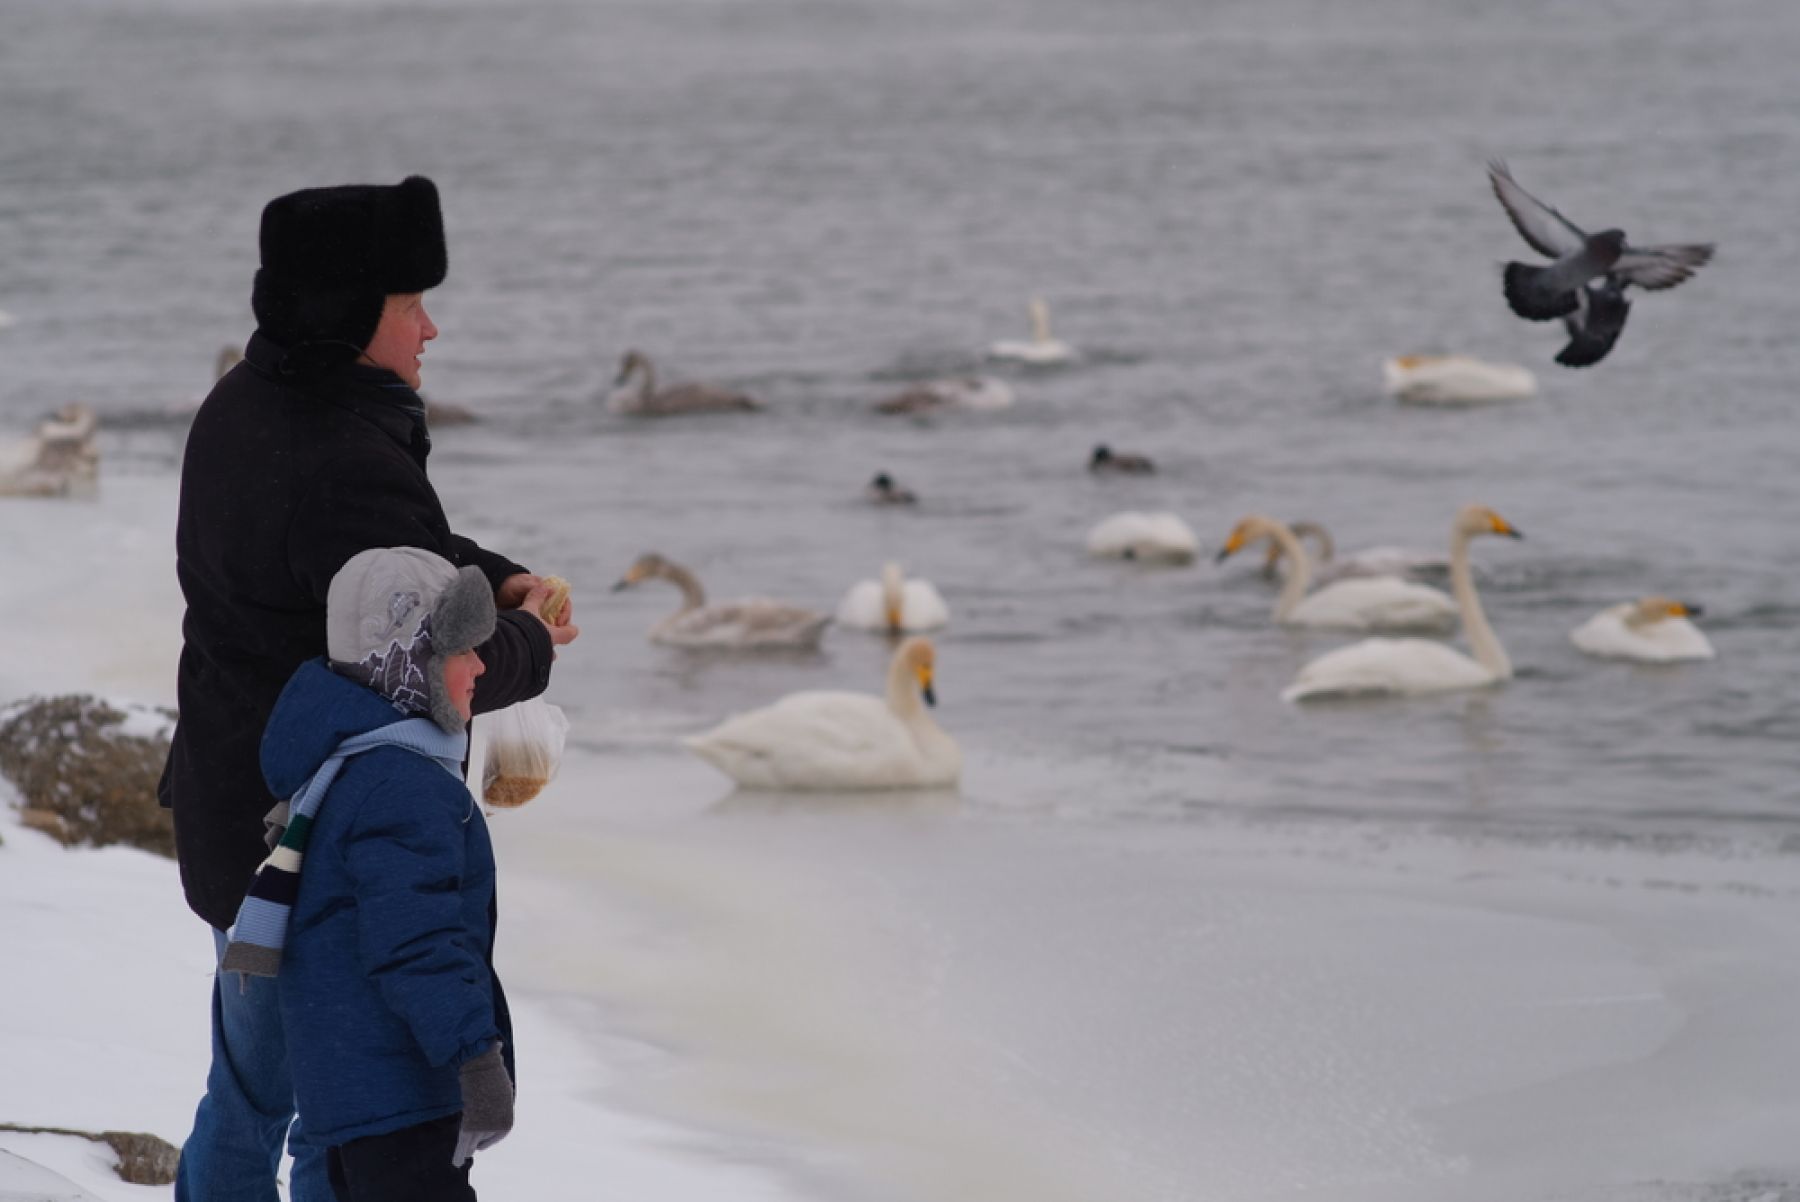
360, 292, 437, 389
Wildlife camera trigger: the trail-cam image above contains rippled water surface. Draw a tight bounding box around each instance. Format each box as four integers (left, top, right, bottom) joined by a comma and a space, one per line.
5, 0, 1799, 838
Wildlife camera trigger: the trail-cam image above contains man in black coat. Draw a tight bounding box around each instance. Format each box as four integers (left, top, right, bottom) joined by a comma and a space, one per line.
161, 175, 579, 1202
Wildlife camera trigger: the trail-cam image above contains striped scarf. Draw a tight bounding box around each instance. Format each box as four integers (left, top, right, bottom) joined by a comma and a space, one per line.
220, 718, 469, 980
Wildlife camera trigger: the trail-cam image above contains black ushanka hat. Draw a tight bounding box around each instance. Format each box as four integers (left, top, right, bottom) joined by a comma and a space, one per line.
250, 175, 447, 373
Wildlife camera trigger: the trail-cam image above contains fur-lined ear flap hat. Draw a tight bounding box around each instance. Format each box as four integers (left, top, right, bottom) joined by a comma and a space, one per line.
251, 175, 447, 371
326, 546, 495, 734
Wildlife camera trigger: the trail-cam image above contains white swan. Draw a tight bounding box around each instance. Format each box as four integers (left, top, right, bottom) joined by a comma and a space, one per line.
1086, 511, 1198, 564
1218, 515, 1458, 632
1570, 597, 1713, 662
0, 403, 99, 499
606, 350, 763, 416
1259, 520, 1334, 581
836, 563, 949, 633
987, 298, 1077, 365
685, 637, 962, 790
612, 553, 829, 649
874, 376, 1015, 414
1260, 520, 1450, 584
1383, 355, 1537, 405
1282, 505, 1523, 701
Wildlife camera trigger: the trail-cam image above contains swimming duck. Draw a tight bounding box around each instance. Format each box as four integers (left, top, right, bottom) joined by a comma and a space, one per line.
1089, 444, 1155, 475
865, 472, 918, 505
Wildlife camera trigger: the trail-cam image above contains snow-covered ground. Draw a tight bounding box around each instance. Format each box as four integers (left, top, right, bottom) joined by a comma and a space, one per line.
0, 774, 815, 1200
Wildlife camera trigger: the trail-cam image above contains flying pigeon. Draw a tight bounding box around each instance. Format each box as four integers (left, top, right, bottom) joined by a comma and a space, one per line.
1487, 160, 1713, 362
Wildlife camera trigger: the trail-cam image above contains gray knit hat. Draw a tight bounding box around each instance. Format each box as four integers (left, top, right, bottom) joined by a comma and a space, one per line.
326, 546, 496, 733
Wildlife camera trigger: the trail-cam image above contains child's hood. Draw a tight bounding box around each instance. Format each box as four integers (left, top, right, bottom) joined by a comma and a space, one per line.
261, 658, 424, 798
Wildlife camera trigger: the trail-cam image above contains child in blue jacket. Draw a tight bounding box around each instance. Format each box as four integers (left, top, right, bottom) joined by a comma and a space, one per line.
222, 546, 515, 1201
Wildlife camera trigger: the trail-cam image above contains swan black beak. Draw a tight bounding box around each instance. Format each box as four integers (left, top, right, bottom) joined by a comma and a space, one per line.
1213, 546, 1234, 564
1680, 601, 1704, 618
922, 683, 937, 707
609, 578, 631, 592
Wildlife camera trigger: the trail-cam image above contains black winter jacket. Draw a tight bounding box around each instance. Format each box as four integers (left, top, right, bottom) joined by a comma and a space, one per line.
159, 331, 553, 930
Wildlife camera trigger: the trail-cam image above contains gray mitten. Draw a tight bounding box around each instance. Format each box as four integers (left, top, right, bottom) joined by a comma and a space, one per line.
452, 1043, 514, 1167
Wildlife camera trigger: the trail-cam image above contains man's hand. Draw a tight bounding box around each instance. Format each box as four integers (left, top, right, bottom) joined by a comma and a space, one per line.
516, 578, 580, 647
495, 573, 539, 610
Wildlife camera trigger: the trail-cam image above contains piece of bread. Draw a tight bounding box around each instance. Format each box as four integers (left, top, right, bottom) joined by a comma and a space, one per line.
541, 575, 572, 626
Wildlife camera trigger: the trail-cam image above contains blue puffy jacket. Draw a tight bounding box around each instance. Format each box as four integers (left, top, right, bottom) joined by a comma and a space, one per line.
262, 659, 511, 1147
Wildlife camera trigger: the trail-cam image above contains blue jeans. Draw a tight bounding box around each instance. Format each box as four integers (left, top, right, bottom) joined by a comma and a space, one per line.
174, 927, 331, 1202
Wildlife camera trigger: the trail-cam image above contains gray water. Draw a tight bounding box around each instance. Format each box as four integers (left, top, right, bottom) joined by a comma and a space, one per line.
7, 0, 1795, 838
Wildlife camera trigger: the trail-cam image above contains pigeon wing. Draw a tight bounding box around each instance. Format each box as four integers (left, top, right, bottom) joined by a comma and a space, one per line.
1487, 160, 1589, 259
1613, 243, 1714, 291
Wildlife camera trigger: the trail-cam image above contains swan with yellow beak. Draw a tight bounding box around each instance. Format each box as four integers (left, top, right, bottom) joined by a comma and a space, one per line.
685, 638, 961, 790
1282, 505, 1524, 701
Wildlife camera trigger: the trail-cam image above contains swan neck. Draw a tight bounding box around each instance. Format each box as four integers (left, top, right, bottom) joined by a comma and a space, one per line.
660, 563, 706, 611
639, 356, 657, 399
881, 566, 905, 631
1029, 301, 1051, 343
885, 656, 927, 721
1450, 529, 1509, 678
1269, 523, 1312, 620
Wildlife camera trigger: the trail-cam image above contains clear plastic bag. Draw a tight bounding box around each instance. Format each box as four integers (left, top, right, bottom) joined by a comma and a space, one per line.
479, 697, 568, 808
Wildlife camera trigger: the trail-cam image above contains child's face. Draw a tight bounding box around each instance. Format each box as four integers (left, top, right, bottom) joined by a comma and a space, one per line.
442, 649, 484, 723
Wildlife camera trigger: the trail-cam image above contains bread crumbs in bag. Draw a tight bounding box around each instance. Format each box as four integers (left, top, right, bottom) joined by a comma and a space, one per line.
480, 697, 568, 808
